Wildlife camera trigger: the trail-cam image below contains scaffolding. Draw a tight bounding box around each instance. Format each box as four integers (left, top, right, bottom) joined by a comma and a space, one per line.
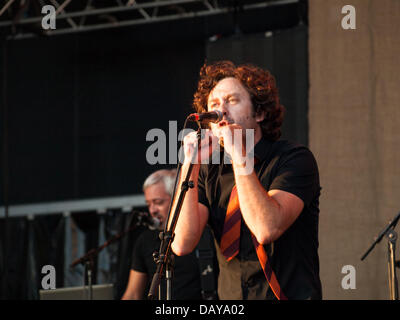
0, 0, 299, 39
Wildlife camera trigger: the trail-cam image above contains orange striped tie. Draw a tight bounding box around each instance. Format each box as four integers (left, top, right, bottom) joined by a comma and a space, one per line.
220, 185, 241, 261
220, 185, 287, 300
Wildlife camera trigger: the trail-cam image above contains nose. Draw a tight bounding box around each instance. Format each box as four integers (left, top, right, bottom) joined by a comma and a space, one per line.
217, 102, 228, 118
148, 203, 157, 216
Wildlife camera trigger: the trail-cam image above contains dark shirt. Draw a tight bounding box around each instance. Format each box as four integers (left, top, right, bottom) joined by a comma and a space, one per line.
131, 229, 202, 300
198, 137, 322, 300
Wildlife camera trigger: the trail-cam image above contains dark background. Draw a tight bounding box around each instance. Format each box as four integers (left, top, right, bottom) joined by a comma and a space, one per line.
0, 1, 307, 205
0, 1, 308, 299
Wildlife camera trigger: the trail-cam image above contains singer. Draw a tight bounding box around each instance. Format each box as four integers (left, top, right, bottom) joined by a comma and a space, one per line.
171, 61, 322, 300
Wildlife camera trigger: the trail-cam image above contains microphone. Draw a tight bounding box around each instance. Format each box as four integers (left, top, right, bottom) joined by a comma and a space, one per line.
134, 211, 161, 230
188, 110, 223, 123
149, 217, 161, 230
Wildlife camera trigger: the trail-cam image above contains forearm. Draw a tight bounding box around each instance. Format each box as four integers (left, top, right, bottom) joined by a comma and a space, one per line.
121, 290, 142, 300
121, 270, 147, 300
170, 162, 204, 255
233, 160, 282, 244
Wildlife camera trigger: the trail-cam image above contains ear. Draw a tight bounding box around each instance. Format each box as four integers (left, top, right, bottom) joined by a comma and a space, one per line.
255, 106, 266, 123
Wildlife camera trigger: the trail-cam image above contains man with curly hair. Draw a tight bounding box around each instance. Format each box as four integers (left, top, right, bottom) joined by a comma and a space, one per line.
171, 61, 322, 300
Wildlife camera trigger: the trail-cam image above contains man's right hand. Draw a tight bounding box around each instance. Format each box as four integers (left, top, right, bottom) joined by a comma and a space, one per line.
182, 129, 219, 165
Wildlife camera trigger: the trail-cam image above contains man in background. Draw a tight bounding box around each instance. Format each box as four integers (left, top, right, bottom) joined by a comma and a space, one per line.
121, 169, 217, 300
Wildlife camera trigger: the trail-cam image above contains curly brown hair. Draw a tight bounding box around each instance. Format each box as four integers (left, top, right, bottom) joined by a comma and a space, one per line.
192, 61, 285, 141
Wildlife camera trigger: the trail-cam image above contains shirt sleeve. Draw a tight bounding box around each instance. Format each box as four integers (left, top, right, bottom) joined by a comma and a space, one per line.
131, 233, 147, 273
197, 165, 211, 210
269, 147, 320, 208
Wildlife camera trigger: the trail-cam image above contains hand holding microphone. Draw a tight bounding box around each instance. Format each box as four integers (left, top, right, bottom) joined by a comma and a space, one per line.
183, 110, 223, 165
187, 110, 247, 165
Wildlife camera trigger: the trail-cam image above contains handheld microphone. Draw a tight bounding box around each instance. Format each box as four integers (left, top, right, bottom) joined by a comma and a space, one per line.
134, 211, 161, 230
188, 110, 223, 123
149, 217, 161, 230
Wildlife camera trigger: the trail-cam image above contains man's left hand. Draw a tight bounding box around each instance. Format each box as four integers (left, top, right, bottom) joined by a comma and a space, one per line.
212, 121, 247, 166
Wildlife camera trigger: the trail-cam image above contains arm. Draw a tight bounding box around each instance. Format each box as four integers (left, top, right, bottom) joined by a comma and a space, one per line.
219, 124, 304, 245
121, 270, 148, 300
170, 161, 209, 256
233, 165, 304, 244
170, 131, 216, 256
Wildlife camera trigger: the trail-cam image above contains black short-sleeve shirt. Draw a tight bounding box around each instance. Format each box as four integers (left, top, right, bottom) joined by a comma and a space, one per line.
131, 229, 202, 300
198, 138, 322, 300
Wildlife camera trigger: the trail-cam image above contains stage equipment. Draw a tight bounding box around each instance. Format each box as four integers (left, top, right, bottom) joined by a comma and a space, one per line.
361, 211, 400, 300
70, 210, 154, 300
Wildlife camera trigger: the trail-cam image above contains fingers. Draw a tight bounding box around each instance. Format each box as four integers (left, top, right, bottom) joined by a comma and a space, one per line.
183, 130, 216, 147
182, 130, 218, 164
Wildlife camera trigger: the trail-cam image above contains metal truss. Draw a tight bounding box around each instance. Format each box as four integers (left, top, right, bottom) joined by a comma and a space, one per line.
0, 193, 146, 218
0, 0, 299, 39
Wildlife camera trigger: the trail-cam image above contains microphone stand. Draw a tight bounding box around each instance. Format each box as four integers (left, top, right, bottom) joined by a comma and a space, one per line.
85, 259, 94, 300
148, 125, 202, 300
361, 211, 400, 300
70, 211, 150, 300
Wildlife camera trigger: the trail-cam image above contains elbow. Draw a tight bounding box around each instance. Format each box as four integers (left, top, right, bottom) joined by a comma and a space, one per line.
171, 246, 187, 257
255, 234, 272, 245
171, 241, 194, 256
254, 228, 278, 245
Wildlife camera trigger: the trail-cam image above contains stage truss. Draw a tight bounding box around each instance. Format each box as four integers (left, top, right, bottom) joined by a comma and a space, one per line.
0, 0, 299, 39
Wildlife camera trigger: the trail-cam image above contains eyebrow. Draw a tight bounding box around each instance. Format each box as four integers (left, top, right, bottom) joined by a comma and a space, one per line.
146, 198, 167, 203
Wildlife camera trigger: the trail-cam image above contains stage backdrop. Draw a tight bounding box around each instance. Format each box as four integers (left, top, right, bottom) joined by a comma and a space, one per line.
309, 0, 400, 299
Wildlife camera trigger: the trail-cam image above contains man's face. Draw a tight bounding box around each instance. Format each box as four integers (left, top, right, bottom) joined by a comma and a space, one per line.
144, 182, 171, 229
207, 77, 264, 142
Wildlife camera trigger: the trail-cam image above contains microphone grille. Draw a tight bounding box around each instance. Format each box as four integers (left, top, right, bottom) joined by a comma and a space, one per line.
214, 110, 223, 122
